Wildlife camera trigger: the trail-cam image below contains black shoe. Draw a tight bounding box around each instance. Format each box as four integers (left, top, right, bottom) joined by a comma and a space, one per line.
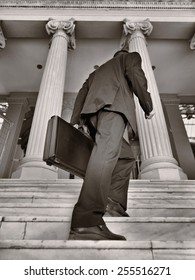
105, 197, 129, 217
68, 224, 126, 240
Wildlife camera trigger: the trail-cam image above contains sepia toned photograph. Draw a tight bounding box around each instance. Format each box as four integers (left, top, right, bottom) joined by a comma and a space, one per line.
0, 0, 195, 263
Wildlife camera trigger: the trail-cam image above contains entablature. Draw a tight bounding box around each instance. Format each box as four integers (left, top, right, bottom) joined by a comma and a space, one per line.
0, 1, 195, 10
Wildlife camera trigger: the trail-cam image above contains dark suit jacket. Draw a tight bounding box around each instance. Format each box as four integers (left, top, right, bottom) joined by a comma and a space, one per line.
70, 52, 153, 136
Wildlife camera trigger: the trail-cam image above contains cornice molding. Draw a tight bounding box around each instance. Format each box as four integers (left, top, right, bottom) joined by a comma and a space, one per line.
0, 1, 194, 10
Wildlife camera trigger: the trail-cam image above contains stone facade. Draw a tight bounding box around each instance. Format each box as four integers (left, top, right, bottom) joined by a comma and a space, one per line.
0, 0, 194, 179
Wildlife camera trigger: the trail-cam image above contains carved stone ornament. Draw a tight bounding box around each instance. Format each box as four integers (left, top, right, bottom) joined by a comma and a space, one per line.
190, 33, 195, 51
0, 1, 194, 10
0, 25, 6, 49
124, 18, 153, 36
121, 18, 153, 49
46, 18, 76, 50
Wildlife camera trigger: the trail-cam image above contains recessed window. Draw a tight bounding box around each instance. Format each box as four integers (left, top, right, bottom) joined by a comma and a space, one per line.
179, 104, 195, 156
0, 102, 9, 130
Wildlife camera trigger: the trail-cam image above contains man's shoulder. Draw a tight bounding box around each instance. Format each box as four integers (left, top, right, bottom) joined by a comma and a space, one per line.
126, 51, 141, 58
125, 52, 142, 64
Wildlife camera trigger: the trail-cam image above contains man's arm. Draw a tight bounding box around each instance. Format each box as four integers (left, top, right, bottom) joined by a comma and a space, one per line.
70, 77, 90, 125
125, 52, 154, 118
70, 71, 96, 125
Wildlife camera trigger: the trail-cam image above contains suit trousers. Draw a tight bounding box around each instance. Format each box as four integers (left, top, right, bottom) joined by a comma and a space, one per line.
71, 110, 132, 228
109, 157, 134, 211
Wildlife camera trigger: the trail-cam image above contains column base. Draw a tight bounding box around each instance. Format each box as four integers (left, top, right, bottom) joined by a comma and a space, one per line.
58, 169, 70, 179
139, 156, 188, 180
11, 157, 58, 179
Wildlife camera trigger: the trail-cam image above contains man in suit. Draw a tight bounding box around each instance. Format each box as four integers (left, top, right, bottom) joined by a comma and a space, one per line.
69, 49, 154, 240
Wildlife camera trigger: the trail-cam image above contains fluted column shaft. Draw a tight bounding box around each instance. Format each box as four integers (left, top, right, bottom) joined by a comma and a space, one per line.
190, 33, 195, 50
17, 19, 76, 179
122, 19, 187, 179
0, 24, 6, 49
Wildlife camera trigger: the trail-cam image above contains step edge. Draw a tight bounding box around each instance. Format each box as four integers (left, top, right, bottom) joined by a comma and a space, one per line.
2, 216, 195, 223
0, 240, 195, 249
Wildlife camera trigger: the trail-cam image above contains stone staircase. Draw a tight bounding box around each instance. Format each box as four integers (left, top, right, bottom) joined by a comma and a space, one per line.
0, 179, 195, 259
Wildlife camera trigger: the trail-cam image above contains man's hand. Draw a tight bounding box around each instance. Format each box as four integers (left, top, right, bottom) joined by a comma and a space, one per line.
73, 123, 87, 132
73, 123, 91, 138
145, 110, 155, 120
73, 124, 79, 129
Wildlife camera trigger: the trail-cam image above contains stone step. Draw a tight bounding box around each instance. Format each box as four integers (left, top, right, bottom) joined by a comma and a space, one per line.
1, 201, 195, 208
0, 240, 195, 260
2, 199, 195, 205
1, 205, 195, 217
0, 205, 195, 217
1, 186, 195, 191
1, 196, 195, 204
1, 191, 195, 198
1, 186, 195, 194
0, 180, 195, 260
1, 216, 195, 242
1, 202, 195, 217
0, 179, 195, 189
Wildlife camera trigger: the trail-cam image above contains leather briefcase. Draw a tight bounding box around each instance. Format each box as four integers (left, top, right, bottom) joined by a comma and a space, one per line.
43, 115, 94, 178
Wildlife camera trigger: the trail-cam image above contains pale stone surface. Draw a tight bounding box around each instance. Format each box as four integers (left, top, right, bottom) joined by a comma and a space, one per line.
0, 219, 192, 241
0, 222, 25, 240
24, 222, 70, 240
0, 249, 153, 260
32, 197, 78, 204
108, 221, 195, 241
2, 206, 195, 218
128, 208, 195, 218
0, 240, 153, 260
0, 179, 195, 259
141, 167, 187, 180
0, 240, 151, 249
152, 240, 195, 249
0, 178, 195, 187
0, 207, 73, 217
0, 198, 32, 203
1, 240, 195, 260
153, 249, 195, 260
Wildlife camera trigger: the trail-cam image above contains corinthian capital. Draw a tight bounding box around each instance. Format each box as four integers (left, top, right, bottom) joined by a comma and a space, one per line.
121, 18, 153, 49
0, 25, 6, 49
46, 18, 76, 50
190, 33, 195, 51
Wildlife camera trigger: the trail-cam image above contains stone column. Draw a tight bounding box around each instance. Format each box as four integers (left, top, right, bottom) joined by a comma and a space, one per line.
190, 33, 195, 50
0, 24, 6, 49
15, 19, 76, 179
121, 18, 187, 180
